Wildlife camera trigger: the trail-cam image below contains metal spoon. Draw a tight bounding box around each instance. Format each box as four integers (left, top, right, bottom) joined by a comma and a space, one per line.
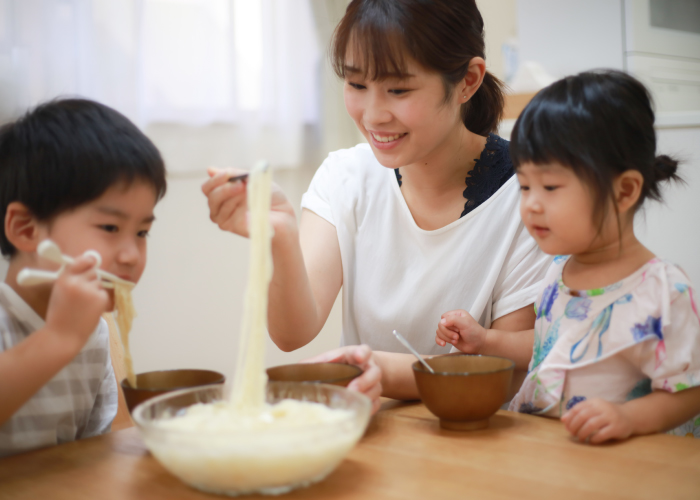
392, 330, 435, 374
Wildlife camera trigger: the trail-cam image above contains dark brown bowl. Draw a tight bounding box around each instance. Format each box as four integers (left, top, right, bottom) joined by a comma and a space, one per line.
121, 369, 225, 413
413, 354, 514, 431
266, 363, 362, 387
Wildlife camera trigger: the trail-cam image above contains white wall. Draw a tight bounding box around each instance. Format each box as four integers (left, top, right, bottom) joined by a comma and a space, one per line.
636, 126, 700, 287
517, 0, 625, 78
477, 0, 518, 81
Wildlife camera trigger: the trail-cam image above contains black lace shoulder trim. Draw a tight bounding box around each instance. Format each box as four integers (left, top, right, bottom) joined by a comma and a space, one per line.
461, 133, 514, 217
393, 133, 514, 218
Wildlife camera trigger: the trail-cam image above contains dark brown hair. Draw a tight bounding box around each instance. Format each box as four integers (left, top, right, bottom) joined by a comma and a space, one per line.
0, 98, 167, 256
331, 0, 505, 136
511, 70, 682, 234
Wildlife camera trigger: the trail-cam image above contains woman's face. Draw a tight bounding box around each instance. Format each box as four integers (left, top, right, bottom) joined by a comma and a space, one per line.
343, 55, 464, 170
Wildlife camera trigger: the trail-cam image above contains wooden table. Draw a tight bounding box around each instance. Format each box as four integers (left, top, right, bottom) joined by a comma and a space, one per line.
1, 400, 699, 500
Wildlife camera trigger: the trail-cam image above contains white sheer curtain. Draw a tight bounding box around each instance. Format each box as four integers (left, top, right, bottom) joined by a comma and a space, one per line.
0, 0, 320, 169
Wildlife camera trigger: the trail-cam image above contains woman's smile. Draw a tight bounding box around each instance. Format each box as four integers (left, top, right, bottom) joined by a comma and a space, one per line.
368, 131, 408, 149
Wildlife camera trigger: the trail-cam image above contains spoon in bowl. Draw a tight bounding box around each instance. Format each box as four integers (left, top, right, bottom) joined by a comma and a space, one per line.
392, 330, 435, 374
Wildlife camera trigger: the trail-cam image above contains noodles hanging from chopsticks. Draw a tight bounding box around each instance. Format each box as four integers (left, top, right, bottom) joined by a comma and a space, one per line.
230, 162, 273, 412
114, 282, 137, 388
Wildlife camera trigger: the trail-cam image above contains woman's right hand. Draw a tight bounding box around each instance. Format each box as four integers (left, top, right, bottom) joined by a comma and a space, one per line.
302, 345, 383, 415
201, 167, 297, 238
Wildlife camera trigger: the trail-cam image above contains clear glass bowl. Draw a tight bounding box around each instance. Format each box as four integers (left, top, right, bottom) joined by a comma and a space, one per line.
132, 381, 371, 497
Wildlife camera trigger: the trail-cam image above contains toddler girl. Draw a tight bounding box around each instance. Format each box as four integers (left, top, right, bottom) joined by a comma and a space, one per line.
437, 70, 700, 443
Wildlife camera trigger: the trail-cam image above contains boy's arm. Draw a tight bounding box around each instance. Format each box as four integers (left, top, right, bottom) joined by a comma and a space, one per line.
0, 255, 109, 426
0, 328, 84, 425
563, 386, 700, 443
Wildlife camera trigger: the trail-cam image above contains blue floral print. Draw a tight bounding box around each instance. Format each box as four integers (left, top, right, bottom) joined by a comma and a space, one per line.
533, 319, 560, 369
564, 297, 592, 321
632, 316, 663, 342
565, 396, 586, 411
538, 282, 559, 322
553, 255, 568, 264
570, 294, 632, 363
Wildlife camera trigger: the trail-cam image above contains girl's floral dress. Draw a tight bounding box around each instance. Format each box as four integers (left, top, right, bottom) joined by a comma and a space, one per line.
509, 256, 700, 438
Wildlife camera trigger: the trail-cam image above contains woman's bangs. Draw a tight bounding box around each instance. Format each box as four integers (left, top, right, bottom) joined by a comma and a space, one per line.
333, 22, 412, 81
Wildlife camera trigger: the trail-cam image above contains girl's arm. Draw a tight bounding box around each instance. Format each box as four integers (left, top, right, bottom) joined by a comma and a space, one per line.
436, 306, 535, 398
436, 306, 535, 369
376, 305, 538, 401
562, 387, 700, 444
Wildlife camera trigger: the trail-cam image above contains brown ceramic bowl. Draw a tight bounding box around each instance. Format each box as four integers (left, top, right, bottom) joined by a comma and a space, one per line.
121, 369, 225, 413
413, 354, 514, 431
266, 363, 362, 387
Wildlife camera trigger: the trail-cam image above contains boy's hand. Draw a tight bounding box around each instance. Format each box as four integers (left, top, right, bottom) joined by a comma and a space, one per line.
435, 309, 487, 353
561, 398, 634, 444
44, 255, 110, 352
302, 345, 382, 415
202, 167, 297, 239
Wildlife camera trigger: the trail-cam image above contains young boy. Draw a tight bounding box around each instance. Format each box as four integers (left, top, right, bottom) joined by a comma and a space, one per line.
0, 99, 167, 457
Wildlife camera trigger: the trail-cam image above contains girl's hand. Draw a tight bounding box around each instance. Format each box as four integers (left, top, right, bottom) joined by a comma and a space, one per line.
561, 398, 634, 444
435, 309, 487, 353
302, 345, 382, 415
201, 167, 297, 238
45, 255, 110, 352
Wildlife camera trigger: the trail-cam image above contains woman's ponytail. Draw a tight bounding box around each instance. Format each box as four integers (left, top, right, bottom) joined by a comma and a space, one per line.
462, 71, 506, 136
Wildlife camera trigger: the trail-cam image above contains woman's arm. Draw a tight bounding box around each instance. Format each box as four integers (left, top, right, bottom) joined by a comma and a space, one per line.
203, 170, 341, 351
267, 210, 342, 351
562, 387, 700, 444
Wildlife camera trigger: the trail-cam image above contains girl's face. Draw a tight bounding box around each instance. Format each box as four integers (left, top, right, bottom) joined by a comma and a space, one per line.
343, 55, 464, 169
516, 162, 605, 256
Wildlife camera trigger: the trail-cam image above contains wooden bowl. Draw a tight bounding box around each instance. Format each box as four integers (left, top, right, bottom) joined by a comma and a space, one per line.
120, 369, 225, 413
413, 354, 514, 431
266, 363, 362, 387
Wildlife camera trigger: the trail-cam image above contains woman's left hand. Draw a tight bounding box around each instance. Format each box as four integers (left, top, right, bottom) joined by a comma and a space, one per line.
302, 345, 382, 415
561, 398, 634, 444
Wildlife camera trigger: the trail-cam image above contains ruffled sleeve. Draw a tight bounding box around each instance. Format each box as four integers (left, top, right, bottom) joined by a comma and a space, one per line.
632, 265, 700, 393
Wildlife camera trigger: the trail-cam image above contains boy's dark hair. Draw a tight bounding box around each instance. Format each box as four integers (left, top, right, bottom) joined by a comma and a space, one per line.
0, 98, 167, 257
510, 70, 681, 230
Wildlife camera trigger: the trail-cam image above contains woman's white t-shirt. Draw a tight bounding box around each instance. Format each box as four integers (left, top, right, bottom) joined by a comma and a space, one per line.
301, 143, 551, 355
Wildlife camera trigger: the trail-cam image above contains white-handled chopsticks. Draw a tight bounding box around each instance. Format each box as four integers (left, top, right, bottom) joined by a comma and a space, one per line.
17, 240, 135, 289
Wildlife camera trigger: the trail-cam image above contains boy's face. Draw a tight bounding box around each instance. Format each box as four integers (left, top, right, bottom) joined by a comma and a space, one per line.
516, 162, 600, 256
36, 180, 157, 297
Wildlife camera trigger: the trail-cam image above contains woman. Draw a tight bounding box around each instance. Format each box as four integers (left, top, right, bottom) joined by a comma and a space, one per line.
203, 0, 551, 413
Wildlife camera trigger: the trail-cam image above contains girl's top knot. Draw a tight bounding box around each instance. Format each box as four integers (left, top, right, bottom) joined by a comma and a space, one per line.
653, 154, 680, 183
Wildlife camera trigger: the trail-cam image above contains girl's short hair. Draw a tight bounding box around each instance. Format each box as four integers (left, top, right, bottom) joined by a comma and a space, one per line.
510, 70, 681, 224
331, 0, 505, 136
0, 98, 167, 257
